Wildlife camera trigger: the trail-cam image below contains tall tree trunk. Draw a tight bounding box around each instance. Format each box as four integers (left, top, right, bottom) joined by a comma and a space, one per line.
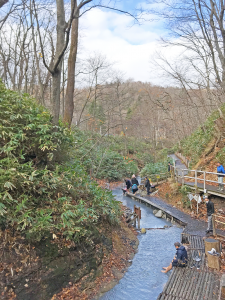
63, 0, 79, 127
0, 0, 8, 8
52, 0, 65, 125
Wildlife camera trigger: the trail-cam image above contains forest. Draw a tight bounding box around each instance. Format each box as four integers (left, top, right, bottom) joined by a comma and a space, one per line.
1, 0, 225, 299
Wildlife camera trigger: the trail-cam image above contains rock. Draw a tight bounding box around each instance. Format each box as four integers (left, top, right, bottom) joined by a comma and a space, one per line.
162, 214, 167, 219
112, 267, 124, 280
141, 228, 146, 234
155, 210, 163, 218
153, 210, 158, 215
140, 191, 147, 196
218, 208, 225, 215
164, 225, 169, 228
99, 279, 118, 293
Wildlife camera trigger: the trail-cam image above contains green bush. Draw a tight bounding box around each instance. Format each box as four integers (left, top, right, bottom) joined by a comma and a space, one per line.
179, 185, 192, 209
94, 151, 138, 181
216, 147, 225, 165
180, 110, 219, 165
140, 161, 168, 180
72, 132, 139, 181
0, 81, 120, 243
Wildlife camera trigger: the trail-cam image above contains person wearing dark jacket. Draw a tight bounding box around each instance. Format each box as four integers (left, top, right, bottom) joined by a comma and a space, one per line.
122, 179, 131, 194
145, 177, 151, 195
217, 162, 225, 191
131, 174, 139, 194
205, 196, 214, 233
161, 242, 188, 273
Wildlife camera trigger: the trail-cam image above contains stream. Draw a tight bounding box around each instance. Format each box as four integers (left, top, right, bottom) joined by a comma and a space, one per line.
99, 189, 183, 300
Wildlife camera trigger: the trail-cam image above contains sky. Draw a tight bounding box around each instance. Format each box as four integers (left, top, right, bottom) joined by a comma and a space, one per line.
78, 0, 178, 85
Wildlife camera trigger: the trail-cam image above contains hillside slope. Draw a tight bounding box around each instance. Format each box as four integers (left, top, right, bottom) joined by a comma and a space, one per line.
0, 81, 138, 299
178, 107, 225, 174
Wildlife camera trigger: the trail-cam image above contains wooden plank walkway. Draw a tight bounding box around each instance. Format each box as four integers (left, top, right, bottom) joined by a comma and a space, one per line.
169, 153, 225, 198
157, 234, 220, 300
126, 192, 187, 227
177, 177, 225, 198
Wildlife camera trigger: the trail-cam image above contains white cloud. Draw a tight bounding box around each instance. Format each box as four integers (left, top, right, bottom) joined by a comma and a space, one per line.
78, 8, 174, 85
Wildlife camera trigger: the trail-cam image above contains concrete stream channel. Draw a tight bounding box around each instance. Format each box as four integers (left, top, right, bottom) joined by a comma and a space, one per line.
99, 156, 222, 300
99, 188, 183, 300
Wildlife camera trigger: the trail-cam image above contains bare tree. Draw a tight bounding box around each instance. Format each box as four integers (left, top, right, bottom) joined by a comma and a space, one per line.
33, 0, 137, 125
0, 0, 8, 9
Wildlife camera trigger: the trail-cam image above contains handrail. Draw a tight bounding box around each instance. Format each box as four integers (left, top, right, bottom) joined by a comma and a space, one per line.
170, 164, 225, 191
175, 152, 190, 168
212, 213, 225, 236
141, 172, 169, 176
140, 172, 170, 185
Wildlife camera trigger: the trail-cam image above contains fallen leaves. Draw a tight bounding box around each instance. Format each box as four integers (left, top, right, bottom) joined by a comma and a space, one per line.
51, 212, 137, 300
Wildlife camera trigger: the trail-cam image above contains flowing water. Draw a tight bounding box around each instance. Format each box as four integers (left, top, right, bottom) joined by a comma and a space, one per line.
99, 189, 183, 300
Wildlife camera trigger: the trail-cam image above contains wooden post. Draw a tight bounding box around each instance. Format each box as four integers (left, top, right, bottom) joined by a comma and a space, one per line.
196, 194, 199, 215
207, 253, 220, 270
133, 205, 136, 228
220, 274, 225, 300
182, 169, 184, 185
212, 215, 216, 236
138, 211, 140, 229
205, 238, 220, 256
203, 171, 206, 192
195, 170, 197, 189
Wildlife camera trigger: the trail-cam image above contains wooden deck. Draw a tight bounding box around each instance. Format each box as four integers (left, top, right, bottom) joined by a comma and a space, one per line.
157, 234, 220, 300
126, 192, 187, 227
178, 177, 225, 198
169, 153, 225, 198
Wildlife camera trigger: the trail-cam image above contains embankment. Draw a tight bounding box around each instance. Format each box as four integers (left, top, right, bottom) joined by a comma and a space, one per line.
0, 214, 138, 300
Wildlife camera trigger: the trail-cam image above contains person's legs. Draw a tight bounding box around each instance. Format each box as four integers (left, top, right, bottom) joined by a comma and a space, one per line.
218, 177, 220, 190
161, 262, 172, 273
207, 215, 213, 232
218, 177, 223, 190
133, 188, 138, 195
147, 186, 150, 195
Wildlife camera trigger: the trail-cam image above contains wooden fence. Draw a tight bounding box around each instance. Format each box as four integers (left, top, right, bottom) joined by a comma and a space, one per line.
171, 165, 224, 192
175, 152, 191, 168
212, 214, 225, 237
140, 172, 170, 185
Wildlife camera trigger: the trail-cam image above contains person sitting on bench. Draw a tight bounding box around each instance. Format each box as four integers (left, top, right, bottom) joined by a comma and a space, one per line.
161, 242, 188, 273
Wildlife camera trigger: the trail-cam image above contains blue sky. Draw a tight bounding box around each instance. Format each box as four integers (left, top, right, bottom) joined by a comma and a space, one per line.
78, 1, 177, 84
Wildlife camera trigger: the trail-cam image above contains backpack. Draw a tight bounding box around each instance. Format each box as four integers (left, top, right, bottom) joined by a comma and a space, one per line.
132, 184, 137, 190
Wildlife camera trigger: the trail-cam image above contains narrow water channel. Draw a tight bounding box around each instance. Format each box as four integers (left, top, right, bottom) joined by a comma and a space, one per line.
99, 189, 183, 300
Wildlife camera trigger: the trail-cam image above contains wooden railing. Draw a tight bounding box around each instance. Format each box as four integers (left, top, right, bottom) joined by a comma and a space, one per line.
171, 165, 223, 192
175, 152, 190, 168
140, 172, 170, 185
212, 214, 225, 237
